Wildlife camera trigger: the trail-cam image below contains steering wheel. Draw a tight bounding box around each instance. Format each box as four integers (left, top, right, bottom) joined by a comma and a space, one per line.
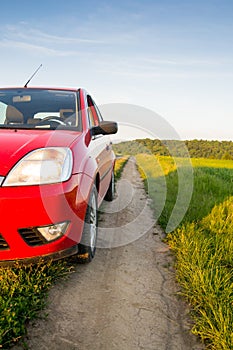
37, 116, 68, 126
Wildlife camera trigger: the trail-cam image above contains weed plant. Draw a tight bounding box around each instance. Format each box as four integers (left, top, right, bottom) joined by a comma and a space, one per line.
0, 261, 69, 348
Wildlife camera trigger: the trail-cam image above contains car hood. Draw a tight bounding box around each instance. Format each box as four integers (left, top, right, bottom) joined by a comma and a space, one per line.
0, 129, 81, 176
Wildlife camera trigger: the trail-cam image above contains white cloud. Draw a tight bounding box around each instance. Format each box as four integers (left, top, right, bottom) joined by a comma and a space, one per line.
142, 57, 227, 67
5, 25, 106, 45
0, 23, 107, 57
0, 39, 78, 56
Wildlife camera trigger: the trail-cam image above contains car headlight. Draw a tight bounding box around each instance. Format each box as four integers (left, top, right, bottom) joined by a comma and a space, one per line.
3, 147, 73, 186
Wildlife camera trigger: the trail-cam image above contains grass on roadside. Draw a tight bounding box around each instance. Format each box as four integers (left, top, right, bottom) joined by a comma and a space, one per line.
114, 156, 129, 181
136, 154, 233, 350
0, 260, 69, 348
169, 199, 233, 349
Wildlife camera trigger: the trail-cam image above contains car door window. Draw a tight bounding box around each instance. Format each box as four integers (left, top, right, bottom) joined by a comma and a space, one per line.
93, 101, 103, 123
87, 96, 95, 127
87, 95, 103, 127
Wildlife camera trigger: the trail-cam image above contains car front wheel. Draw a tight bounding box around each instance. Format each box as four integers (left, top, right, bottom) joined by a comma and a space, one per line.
77, 186, 98, 263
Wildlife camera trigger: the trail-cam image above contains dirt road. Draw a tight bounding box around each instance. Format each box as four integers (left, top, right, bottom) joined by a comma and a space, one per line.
14, 158, 203, 350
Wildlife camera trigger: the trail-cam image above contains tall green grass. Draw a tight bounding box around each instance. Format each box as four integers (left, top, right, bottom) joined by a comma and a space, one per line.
136, 154, 233, 349
0, 261, 69, 348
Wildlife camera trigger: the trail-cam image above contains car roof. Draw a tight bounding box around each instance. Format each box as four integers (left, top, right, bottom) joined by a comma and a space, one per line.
0, 87, 83, 93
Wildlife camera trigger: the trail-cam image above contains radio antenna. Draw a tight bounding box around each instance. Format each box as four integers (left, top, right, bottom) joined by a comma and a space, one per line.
24, 64, 42, 88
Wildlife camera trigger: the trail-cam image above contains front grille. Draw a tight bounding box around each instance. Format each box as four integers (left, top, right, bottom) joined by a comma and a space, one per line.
0, 234, 10, 250
18, 228, 47, 247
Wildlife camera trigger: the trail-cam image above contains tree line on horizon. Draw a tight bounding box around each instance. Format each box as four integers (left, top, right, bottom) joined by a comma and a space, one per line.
113, 139, 233, 160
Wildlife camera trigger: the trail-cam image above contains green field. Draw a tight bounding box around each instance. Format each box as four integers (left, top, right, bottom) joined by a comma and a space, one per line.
136, 154, 233, 350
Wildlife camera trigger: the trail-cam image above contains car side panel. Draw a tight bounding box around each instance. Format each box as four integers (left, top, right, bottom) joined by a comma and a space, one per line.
75, 133, 114, 205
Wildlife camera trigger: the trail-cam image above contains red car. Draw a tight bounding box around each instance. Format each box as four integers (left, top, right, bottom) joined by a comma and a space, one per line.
0, 87, 117, 264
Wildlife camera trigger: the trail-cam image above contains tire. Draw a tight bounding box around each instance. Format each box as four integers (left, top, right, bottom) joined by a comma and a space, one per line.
77, 186, 98, 263
104, 170, 115, 201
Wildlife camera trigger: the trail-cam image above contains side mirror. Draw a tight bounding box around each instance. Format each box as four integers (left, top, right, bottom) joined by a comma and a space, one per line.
92, 121, 118, 136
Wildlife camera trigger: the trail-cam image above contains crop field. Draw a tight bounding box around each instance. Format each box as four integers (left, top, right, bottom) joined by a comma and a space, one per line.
136, 154, 233, 350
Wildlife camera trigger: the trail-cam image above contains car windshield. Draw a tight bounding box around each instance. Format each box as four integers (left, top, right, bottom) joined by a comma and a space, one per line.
0, 88, 81, 130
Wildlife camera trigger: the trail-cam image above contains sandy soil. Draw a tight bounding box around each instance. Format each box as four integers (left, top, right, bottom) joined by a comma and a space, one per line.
13, 157, 204, 350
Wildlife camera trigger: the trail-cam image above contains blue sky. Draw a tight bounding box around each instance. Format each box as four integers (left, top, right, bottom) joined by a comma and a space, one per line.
1, 0, 233, 140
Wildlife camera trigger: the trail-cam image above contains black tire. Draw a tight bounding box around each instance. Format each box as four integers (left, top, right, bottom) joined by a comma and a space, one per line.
104, 170, 115, 201
77, 186, 98, 263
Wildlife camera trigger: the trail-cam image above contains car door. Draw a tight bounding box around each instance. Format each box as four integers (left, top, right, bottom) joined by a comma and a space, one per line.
87, 95, 113, 202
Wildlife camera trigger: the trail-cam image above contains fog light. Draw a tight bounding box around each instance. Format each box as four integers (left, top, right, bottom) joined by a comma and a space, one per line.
37, 221, 69, 242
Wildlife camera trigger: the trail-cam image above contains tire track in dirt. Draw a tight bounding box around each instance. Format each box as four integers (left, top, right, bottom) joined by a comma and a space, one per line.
13, 157, 204, 350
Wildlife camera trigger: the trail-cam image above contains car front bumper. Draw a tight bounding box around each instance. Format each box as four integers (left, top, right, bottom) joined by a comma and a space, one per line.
0, 173, 92, 263
0, 245, 78, 266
